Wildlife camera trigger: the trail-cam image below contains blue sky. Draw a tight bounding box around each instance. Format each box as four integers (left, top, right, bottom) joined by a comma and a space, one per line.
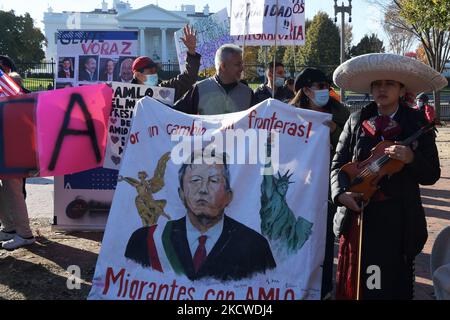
0, 0, 388, 47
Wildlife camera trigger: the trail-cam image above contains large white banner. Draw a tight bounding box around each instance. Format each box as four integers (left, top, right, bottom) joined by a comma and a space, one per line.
230, 0, 292, 38
233, 0, 305, 46
174, 9, 233, 73
89, 98, 330, 300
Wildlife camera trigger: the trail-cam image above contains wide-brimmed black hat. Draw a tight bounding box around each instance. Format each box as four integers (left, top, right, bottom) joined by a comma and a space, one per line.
0, 55, 17, 72
294, 68, 327, 92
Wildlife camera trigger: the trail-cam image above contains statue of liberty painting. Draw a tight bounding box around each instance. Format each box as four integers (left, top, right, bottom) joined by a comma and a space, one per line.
260, 133, 313, 256
118, 152, 171, 226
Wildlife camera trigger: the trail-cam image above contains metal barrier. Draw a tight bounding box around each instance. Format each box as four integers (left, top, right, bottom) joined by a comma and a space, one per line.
15, 60, 55, 92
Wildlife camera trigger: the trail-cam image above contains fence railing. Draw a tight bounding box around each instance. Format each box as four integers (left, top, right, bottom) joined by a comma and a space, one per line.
15, 61, 56, 92
10, 61, 450, 121
346, 101, 450, 120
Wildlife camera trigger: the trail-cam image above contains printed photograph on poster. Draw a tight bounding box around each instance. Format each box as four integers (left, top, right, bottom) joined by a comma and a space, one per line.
99, 58, 119, 82
117, 56, 135, 83
78, 55, 99, 82
57, 57, 75, 79
54, 167, 119, 230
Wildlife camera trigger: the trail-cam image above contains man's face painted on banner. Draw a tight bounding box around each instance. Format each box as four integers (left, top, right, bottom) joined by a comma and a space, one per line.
179, 163, 233, 224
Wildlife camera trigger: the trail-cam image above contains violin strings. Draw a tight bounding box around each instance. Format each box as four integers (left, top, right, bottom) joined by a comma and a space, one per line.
355, 155, 391, 180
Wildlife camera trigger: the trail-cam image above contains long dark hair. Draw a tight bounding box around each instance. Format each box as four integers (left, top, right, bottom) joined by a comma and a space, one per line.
289, 89, 309, 108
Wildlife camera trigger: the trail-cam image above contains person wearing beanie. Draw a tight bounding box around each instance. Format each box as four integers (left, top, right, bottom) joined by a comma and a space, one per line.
131, 25, 201, 102
0, 55, 17, 73
290, 68, 350, 154
289, 67, 350, 300
415, 92, 435, 124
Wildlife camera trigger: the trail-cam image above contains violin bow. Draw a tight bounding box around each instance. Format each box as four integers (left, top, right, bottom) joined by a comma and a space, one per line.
356, 201, 366, 300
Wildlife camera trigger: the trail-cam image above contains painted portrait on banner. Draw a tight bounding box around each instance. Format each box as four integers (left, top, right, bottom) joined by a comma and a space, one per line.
89, 98, 331, 300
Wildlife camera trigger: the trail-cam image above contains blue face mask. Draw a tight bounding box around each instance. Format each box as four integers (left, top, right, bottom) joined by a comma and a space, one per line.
274, 76, 285, 87
144, 74, 158, 86
311, 89, 330, 107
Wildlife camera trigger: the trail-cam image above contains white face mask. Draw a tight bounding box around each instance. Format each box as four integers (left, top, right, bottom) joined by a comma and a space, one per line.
311, 89, 330, 107
144, 73, 158, 86
417, 101, 424, 108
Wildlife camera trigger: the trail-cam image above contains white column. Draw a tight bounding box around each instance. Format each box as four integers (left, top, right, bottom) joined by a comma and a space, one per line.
139, 27, 145, 56
161, 27, 167, 63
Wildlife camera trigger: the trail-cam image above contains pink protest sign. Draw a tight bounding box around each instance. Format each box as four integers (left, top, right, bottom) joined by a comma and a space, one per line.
36, 84, 113, 177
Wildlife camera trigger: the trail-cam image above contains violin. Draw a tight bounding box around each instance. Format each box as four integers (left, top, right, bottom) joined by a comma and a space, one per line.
339, 123, 434, 202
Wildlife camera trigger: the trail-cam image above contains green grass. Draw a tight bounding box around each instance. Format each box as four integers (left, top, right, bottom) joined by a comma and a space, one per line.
249, 83, 259, 90
23, 78, 54, 92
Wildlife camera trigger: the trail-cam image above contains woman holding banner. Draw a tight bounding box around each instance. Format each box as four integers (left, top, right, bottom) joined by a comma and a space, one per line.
289, 67, 350, 300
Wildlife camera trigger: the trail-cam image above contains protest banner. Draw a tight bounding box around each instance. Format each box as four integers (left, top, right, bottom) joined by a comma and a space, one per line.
0, 84, 112, 179
54, 30, 138, 231
89, 97, 331, 300
104, 82, 175, 170
174, 8, 233, 73
55, 30, 138, 87
230, 0, 292, 37
233, 0, 305, 46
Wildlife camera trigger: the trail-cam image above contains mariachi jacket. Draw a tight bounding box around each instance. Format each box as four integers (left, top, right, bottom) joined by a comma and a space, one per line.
330, 102, 440, 257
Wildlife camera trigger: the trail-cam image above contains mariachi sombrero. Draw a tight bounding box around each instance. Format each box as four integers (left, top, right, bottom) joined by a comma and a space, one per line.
333, 53, 448, 94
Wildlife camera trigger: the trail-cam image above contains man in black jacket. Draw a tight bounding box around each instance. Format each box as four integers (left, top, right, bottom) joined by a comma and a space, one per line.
57, 58, 74, 79
125, 150, 276, 281
253, 62, 293, 104
79, 56, 98, 82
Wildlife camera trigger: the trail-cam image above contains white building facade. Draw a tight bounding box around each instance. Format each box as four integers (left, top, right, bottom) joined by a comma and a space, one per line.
43, 1, 212, 63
